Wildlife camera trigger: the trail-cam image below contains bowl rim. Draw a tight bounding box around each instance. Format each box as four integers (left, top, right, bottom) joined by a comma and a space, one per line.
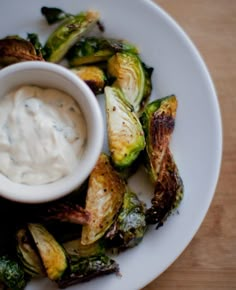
0, 61, 104, 203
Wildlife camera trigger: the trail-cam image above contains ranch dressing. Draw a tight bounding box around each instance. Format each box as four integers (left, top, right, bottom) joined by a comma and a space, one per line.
0, 85, 86, 185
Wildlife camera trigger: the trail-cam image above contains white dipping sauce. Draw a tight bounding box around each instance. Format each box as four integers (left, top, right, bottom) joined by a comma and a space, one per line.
0, 85, 86, 185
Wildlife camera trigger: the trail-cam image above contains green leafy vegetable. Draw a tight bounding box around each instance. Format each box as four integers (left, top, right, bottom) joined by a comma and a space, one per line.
41, 7, 72, 25
43, 10, 100, 63
67, 37, 138, 66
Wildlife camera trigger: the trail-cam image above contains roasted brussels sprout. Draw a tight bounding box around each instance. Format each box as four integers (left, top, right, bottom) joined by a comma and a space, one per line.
43, 10, 99, 63
145, 148, 184, 227
107, 52, 153, 113
140, 95, 177, 183
81, 153, 126, 245
28, 223, 67, 280
63, 239, 104, 258
106, 191, 147, 250
0, 37, 44, 66
56, 254, 119, 288
105, 86, 145, 169
140, 95, 183, 228
41, 7, 72, 25
16, 228, 45, 277
0, 255, 27, 290
71, 66, 106, 95
67, 37, 138, 66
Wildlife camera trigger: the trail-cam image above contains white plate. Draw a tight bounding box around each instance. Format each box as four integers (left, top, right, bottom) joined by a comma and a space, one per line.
0, 0, 222, 289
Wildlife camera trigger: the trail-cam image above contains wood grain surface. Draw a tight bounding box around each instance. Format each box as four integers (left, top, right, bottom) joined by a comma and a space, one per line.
142, 1, 236, 289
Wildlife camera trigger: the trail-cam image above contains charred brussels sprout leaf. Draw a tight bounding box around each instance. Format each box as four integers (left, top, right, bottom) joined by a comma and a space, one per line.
0, 255, 27, 290
105, 86, 145, 169
81, 153, 126, 245
16, 228, 45, 277
28, 223, 67, 280
67, 37, 138, 66
71, 66, 106, 95
41, 7, 72, 25
140, 95, 184, 228
0, 37, 44, 66
106, 191, 147, 250
39, 200, 90, 225
107, 52, 152, 113
56, 255, 119, 288
43, 11, 100, 63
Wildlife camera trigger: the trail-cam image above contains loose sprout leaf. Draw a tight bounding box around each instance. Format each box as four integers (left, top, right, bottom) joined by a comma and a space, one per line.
41, 7, 72, 25
81, 153, 126, 245
105, 86, 146, 169
27, 33, 44, 57
43, 10, 100, 63
67, 37, 139, 66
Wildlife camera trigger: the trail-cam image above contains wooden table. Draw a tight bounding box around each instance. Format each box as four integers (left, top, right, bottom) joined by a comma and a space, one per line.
142, 1, 236, 289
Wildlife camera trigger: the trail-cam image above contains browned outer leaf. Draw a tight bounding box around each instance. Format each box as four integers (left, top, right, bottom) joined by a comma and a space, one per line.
43, 202, 90, 225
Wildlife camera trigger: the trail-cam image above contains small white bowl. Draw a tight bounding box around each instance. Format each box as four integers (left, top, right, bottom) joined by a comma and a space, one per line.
0, 61, 104, 203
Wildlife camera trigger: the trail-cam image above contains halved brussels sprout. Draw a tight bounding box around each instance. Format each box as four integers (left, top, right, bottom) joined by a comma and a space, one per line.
28, 223, 67, 280
71, 66, 106, 95
16, 228, 45, 277
107, 52, 152, 113
56, 254, 119, 288
105, 86, 145, 169
63, 239, 104, 258
67, 37, 139, 66
140, 95, 184, 228
43, 10, 99, 63
106, 191, 147, 250
140, 95, 177, 183
0, 36, 44, 66
81, 153, 126, 245
145, 147, 184, 227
